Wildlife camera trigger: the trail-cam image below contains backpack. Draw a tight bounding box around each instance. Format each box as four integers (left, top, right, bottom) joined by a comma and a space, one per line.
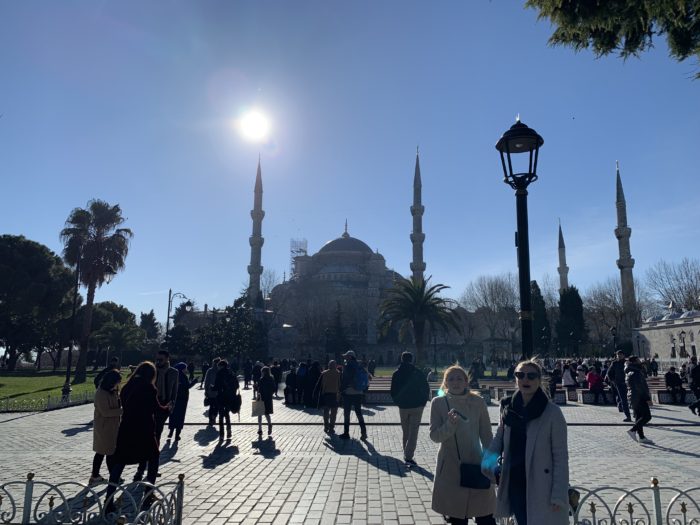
354, 367, 369, 392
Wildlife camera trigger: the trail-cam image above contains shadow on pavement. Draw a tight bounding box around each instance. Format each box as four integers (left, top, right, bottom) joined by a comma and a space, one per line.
322, 436, 421, 479
194, 426, 220, 446
252, 437, 280, 459
62, 422, 93, 436
160, 439, 182, 467
201, 442, 239, 469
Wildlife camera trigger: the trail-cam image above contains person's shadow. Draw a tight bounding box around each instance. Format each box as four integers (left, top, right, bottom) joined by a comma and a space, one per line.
159, 439, 181, 467
194, 426, 220, 446
201, 441, 239, 469
62, 423, 93, 436
252, 437, 280, 459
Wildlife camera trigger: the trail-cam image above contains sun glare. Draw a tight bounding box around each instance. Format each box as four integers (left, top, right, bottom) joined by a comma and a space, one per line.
238, 109, 271, 142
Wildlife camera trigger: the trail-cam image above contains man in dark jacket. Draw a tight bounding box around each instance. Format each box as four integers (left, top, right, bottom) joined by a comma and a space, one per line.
625, 356, 653, 444
664, 366, 686, 404
606, 351, 632, 421
390, 352, 430, 465
339, 351, 367, 441
689, 356, 700, 415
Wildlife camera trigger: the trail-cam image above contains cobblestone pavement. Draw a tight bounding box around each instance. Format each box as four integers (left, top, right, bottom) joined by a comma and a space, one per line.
1, 385, 699, 524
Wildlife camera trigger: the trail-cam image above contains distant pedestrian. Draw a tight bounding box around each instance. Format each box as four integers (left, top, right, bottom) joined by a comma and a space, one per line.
284, 367, 299, 405
252, 361, 263, 393
106, 362, 170, 511
304, 361, 322, 407
214, 359, 240, 440
90, 370, 122, 485
94, 357, 120, 389
204, 357, 221, 425
586, 367, 605, 405
187, 361, 195, 382
606, 351, 632, 422
664, 366, 686, 404
562, 363, 577, 392
649, 358, 659, 377
689, 356, 700, 416
316, 360, 342, 434
271, 361, 283, 398
483, 359, 570, 525
626, 356, 654, 444
296, 362, 308, 403
243, 359, 253, 390
168, 363, 195, 441
430, 365, 496, 524
367, 359, 376, 376
257, 367, 275, 437
339, 351, 367, 441
199, 361, 210, 389
391, 352, 430, 465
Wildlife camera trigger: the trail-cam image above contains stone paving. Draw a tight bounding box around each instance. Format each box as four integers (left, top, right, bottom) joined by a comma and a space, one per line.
1, 384, 699, 524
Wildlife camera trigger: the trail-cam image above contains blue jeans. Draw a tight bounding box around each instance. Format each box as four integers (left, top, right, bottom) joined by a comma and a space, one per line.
342, 394, 366, 435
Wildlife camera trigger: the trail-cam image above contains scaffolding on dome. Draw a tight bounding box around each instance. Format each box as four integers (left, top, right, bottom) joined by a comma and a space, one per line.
290, 238, 308, 278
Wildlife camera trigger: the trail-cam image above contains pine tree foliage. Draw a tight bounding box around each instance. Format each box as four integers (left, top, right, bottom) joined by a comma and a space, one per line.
556, 285, 588, 355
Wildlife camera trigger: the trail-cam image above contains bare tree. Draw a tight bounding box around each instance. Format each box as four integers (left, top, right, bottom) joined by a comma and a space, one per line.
646, 258, 700, 311
261, 269, 281, 300
539, 273, 560, 310
460, 273, 518, 340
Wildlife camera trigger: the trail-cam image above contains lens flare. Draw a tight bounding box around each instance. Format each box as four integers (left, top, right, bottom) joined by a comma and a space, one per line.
237, 109, 271, 142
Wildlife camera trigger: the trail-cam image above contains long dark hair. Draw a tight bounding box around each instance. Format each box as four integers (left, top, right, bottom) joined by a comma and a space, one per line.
125, 361, 156, 387
100, 370, 122, 392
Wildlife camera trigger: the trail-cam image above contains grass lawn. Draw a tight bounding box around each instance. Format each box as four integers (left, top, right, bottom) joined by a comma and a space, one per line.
0, 369, 129, 403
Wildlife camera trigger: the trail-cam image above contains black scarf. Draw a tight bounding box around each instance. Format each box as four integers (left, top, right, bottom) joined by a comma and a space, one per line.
503, 388, 549, 478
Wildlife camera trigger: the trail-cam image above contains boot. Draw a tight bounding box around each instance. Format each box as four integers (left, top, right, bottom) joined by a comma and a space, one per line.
268, 424, 272, 436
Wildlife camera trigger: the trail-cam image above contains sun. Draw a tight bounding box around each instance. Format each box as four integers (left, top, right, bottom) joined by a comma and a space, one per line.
237, 109, 271, 142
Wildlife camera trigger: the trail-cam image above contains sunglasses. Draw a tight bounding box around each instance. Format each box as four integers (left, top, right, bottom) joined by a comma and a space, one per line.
514, 371, 540, 380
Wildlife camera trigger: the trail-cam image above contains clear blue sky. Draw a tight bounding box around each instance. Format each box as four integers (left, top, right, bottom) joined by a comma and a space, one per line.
2, 1, 699, 325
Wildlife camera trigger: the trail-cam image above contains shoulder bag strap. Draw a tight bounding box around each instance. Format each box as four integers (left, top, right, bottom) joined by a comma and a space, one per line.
444, 397, 462, 461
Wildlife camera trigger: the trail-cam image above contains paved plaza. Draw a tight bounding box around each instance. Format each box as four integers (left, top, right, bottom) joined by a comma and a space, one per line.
1, 385, 699, 525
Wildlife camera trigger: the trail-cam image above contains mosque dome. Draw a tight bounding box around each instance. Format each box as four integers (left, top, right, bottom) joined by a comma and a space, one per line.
318, 230, 373, 255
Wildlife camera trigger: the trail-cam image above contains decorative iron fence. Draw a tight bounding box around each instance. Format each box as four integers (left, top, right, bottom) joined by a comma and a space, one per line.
495, 478, 699, 524
0, 391, 95, 413
0, 472, 184, 524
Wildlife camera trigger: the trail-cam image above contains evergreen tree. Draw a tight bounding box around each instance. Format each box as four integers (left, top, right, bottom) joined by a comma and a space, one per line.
139, 310, 161, 340
531, 281, 551, 356
556, 286, 588, 356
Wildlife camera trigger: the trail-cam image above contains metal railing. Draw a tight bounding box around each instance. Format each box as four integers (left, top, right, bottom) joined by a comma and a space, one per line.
0, 472, 184, 524
496, 478, 699, 524
0, 391, 95, 413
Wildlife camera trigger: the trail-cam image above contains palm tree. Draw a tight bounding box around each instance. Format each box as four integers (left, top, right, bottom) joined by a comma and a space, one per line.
380, 276, 462, 365
60, 199, 133, 383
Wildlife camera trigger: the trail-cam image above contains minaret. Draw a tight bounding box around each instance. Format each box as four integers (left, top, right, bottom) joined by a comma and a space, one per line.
614, 161, 637, 341
410, 148, 426, 281
247, 158, 265, 306
557, 221, 569, 292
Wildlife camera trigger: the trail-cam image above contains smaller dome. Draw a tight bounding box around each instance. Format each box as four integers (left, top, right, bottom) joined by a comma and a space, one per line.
680, 310, 700, 318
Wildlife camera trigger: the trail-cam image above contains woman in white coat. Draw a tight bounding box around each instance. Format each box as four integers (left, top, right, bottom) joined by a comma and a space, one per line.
482, 359, 569, 525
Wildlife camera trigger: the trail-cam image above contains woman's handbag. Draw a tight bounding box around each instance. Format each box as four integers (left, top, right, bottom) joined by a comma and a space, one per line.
251, 398, 265, 417
444, 397, 491, 490
231, 393, 242, 414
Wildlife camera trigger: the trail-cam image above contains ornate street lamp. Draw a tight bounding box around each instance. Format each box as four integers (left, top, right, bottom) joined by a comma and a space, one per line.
496, 118, 544, 360
610, 327, 617, 353
165, 289, 192, 337
680, 330, 687, 358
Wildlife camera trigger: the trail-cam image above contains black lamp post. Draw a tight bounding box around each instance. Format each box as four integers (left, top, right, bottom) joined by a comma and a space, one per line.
680, 330, 687, 358
496, 118, 544, 361
610, 326, 617, 353
165, 289, 192, 337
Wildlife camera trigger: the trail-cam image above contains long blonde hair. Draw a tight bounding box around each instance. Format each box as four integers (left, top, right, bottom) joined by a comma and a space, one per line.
439, 365, 470, 394
515, 357, 549, 397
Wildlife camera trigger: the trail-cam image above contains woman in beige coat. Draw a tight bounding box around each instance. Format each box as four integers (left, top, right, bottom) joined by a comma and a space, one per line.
429, 365, 496, 525
90, 370, 122, 485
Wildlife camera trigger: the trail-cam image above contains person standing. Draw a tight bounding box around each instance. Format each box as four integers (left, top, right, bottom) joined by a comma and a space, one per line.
204, 357, 221, 426
94, 357, 120, 389
391, 352, 430, 465
186, 361, 195, 382
243, 359, 253, 390
586, 366, 605, 405
106, 362, 170, 510
688, 356, 700, 415
626, 356, 654, 444
284, 366, 298, 405
167, 362, 195, 441
304, 361, 322, 408
199, 361, 210, 389
296, 362, 308, 403
257, 366, 275, 437
89, 370, 122, 485
606, 351, 632, 422
429, 365, 496, 524
316, 360, 342, 434
664, 366, 686, 404
271, 361, 283, 398
133, 350, 177, 481
339, 351, 367, 441
214, 359, 239, 440
482, 360, 569, 525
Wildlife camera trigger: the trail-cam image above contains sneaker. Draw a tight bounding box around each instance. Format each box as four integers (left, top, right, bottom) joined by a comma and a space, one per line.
639, 437, 654, 445
360, 434, 368, 441
626, 430, 638, 442
622, 417, 632, 422
88, 475, 105, 486
339, 433, 350, 440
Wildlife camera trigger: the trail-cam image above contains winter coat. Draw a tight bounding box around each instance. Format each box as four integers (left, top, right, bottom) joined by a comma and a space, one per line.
429, 391, 496, 519
562, 367, 577, 387
625, 363, 651, 408
485, 396, 569, 525
113, 378, 169, 465
341, 359, 362, 395
155, 365, 179, 406
215, 368, 240, 412
169, 370, 194, 430
391, 363, 430, 409
606, 360, 627, 385
93, 388, 121, 455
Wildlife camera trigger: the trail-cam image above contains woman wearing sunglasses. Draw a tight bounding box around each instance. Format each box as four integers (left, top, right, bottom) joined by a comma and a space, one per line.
482, 359, 569, 525
429, 365, 496, 525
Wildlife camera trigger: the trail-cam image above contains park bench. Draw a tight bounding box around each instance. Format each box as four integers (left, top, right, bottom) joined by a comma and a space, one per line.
578, 388, 616, 404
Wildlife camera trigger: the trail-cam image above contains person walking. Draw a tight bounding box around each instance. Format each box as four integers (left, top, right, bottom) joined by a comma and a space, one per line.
257, 366, 275, 437
606, 351, 632, 422
626, 356, 654, 444
339, 351, 368, 441
271, 361, 283, 398
204, 357, 221, 426
304, 361, 322, 408
89, 370, 122, 485
429, 365, 496, 525
316, 360, 342, 434
133, 350, 178, 481
391, 351, 430, 466
482, 359, 570, 525
688, 356, 700, 415
214, 359, 240, 440
106, 362, 170, 511
167, 362, 195, 441
199, 361, 210, 389
243, 359, 253, 390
